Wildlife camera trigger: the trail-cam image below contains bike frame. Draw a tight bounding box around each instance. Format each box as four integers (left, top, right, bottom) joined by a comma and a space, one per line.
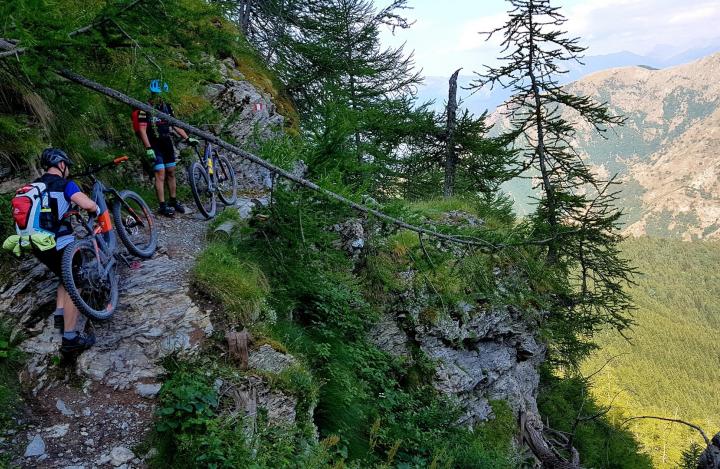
70, 157, 149, 277
194, 142, 217, 183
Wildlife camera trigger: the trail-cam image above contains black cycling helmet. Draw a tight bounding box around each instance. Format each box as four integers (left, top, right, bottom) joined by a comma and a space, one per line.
40, 148, 73, 169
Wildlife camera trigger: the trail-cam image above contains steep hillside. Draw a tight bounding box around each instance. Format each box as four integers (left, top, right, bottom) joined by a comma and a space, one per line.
565, 52, 720, 239
583, 238, 720, 467
493, 52, 720, 238
0, 1, 659, 467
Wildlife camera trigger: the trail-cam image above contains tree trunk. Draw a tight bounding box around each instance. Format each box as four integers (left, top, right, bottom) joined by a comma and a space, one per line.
443, 68, 461, 197
527, 1, 559, 263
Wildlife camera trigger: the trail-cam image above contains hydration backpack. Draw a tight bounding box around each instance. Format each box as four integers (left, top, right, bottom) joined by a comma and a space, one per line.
10, 182, 57, 251
131, 109, 142, 134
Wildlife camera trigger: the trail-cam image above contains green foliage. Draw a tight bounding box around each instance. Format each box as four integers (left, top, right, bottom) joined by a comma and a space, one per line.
0, 322, 25, 428
153, 365, 334, 468
537, 367, 653, 468
677, 442, 703, 469
156, 370, 219, 434
193, 242, 271, 327
582, 238, 720, 467
0, 0, 295, 177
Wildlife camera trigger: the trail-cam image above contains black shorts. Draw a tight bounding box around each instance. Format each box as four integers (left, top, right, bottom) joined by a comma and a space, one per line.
34, 246, 66, 278
151, 138, 176, 172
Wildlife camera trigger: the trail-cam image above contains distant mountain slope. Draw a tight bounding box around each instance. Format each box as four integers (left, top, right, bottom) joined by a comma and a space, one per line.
565, 52, 720, 239
583, 238, 720, 467
488, 52, 720, 238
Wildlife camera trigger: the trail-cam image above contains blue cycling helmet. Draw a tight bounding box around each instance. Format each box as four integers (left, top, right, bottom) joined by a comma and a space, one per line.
40, 148, 73, 169
149, 79, 169, 94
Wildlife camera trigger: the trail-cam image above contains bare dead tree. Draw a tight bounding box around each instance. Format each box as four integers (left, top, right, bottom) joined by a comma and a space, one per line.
443, 68, 461, 197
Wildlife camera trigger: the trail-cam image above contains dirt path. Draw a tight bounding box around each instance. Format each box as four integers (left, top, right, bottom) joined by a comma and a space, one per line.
1, 197, 264, 468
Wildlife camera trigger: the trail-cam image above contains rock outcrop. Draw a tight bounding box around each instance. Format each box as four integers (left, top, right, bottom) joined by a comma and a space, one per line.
372, 302, 545, 427
367, 212, 545, 428
204, 57, 283, 193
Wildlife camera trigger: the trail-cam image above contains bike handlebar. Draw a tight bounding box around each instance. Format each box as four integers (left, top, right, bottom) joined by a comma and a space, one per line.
73, 155, 129, 179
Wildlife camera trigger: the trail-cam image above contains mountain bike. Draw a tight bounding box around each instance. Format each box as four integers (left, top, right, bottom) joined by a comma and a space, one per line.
187, 140, 238, 219
61, 156, 158, 320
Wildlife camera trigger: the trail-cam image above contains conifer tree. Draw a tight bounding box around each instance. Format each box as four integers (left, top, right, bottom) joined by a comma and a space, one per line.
471, 0, 635, 361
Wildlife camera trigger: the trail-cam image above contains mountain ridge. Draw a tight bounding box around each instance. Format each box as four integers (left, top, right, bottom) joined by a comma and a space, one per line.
489, 51, 720, 238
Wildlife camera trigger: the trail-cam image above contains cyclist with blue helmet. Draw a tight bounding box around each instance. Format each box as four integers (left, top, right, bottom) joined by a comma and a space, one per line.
135, 80, 199, 217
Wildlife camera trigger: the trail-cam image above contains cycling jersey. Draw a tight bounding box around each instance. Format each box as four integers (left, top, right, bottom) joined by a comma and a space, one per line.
137, 101, 175, 145
35, 174, 81, 250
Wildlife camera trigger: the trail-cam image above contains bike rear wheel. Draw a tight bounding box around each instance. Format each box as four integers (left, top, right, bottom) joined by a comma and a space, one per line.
215, 154, 237, 206
188, 161, 216, 219
61, 239, 119, 321
112, 190, 158, 259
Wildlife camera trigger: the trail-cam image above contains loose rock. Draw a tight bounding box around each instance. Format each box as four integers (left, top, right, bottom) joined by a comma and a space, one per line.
45, 423, 69, 438
110, 446, 134, 466
24, 435, 45, 457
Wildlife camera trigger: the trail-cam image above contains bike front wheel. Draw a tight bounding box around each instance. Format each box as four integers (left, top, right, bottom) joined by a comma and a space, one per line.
216, 154, 237, 206
61, 239, 119, 321
112, 190, 158, 259
188, 161, 217, 219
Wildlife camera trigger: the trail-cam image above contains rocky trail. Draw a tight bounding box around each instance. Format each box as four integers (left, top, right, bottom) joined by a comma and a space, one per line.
0, 196, 265, 468
0, 54, 293, 468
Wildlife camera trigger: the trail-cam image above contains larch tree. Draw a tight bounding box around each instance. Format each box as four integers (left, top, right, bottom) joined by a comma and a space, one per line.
471, 0, 635, 362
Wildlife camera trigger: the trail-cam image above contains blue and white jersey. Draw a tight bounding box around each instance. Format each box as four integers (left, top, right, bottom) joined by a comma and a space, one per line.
36, 174, 81, 250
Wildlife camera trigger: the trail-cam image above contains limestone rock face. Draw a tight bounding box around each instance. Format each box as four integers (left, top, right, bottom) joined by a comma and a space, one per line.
370, 267, 545, 427
331, 218, 366, 260
416, 308, 545, 426
248, 344, 298, 374
203, 57, 284, 193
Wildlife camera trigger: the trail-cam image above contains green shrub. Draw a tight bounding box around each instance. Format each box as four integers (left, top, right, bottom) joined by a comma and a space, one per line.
193, 242, 270, 327
0, 322, 25, 428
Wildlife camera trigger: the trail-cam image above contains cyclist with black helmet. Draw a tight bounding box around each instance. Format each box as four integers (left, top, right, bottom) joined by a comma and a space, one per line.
135, 80, 198, 217
35, 148, 99, 354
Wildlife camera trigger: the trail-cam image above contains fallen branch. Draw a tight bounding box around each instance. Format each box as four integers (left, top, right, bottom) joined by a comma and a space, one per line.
522, 414, 582, 468
55, 68, 500, 250
621, 415, 710, 446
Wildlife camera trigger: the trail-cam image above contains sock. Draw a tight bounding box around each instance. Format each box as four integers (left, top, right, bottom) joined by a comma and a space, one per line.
169, 197, 177, 206
63, 331, 79, 340
159, 201, 167, 209
54, 308, 64, 317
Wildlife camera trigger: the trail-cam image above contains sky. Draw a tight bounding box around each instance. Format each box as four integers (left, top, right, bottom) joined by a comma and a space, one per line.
378, 0, 720, 77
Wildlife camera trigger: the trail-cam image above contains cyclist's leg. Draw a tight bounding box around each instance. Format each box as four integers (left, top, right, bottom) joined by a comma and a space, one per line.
152, 146, 167, 203
166, 165, 177, 199
154, 168, 166, 203
161, 141, 178, 199
59, 284, 79, 332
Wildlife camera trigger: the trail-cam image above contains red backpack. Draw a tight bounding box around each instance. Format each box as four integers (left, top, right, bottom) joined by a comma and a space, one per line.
11, 182, 57, 237
131, 109, 142, 135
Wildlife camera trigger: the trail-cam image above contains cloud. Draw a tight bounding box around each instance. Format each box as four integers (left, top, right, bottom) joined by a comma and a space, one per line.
564, 0, 720, 56
452, 0, 720, 60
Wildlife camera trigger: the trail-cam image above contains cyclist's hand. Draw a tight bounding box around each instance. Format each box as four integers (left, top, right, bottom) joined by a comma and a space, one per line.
185, 137, 200, 147
145, 148, 156, 160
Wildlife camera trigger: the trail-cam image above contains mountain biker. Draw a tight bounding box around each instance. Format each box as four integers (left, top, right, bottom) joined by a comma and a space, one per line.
35, 149, 99, 354
135, 80, 199, 217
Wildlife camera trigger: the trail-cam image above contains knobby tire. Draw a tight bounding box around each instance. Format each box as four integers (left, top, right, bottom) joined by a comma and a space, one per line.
61, 239, 119, 321
112, 190, 158, 258
188, 161, 216, 219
